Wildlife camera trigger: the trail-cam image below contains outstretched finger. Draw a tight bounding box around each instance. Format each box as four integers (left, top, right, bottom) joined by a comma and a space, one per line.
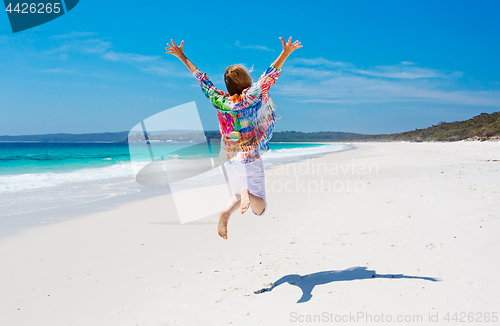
279, 37, 286, 47
288, 36, 292, 44
180, 40, 184, 48
171, 39, 177, 47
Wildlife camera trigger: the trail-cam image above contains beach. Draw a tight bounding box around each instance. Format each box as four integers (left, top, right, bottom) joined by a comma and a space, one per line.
1, 141, 499, 325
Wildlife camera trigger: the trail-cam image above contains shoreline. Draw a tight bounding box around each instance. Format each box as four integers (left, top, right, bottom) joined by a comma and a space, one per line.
0, 143, 350, 238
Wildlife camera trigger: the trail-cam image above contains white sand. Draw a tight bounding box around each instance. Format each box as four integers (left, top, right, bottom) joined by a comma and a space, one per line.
1, 142, 499, 325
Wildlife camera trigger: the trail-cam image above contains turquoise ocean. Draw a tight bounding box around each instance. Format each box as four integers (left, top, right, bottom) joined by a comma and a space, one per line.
0, 141, 346, 236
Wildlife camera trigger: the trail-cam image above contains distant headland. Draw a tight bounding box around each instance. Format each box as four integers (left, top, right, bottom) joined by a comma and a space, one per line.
1, 111, 498, 143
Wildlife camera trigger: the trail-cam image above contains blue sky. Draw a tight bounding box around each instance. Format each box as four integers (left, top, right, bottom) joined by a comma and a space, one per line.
1, 0, 499, 136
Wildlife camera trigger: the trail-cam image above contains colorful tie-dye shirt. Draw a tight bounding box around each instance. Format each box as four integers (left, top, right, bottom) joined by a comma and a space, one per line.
193, 65, 281, 164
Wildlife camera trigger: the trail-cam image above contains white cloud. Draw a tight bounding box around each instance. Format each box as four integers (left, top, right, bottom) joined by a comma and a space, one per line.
38, 68, 75, 74
289, 57, 346, 68
46, 32, 172, 75
51, 31, 98, 40
142, 62, 193, 78
235, 40, 273, 51
45, 31, 193, 80
353, 63, 461, 79
46, 38, 112, 57
48, 32, 162, 64
276, 57, 500, 107
286, 67, 338, 79
103, 51, 160, 63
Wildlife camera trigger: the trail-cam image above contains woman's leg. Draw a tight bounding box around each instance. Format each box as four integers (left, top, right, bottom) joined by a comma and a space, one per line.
240, 158, 266, 215
218, 157, 266, 239
240, 188, 266, 215
218, 194, 241, 239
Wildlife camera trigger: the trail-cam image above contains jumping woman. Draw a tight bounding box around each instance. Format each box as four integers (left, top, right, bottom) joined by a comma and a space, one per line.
166, 37, 302, 239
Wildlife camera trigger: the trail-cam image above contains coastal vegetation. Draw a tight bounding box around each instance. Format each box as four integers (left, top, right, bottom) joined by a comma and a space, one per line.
341, 111, 500, 142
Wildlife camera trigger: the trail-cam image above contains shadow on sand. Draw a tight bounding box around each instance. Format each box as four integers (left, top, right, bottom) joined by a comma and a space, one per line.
254, 266, 440, 303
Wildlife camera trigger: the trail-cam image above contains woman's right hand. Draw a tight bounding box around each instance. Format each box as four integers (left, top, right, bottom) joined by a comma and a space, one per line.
279, 37, 302, 55
165, 39, 185, 59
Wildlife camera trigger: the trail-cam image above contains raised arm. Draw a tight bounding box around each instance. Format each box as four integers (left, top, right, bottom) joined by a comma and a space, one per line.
166, 39, 230, 110
272, 37, 303, 69
165, 39, 198, 73
250, 37, 303, 101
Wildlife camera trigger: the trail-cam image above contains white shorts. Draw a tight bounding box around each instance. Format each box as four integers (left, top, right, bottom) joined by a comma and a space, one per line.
222, 157, 267, 216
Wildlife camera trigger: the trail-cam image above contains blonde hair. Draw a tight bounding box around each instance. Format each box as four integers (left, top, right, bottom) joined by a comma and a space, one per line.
224, 64, 253, 96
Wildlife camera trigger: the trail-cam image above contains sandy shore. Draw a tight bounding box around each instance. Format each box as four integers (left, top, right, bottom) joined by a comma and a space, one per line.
1, 142, 499, 325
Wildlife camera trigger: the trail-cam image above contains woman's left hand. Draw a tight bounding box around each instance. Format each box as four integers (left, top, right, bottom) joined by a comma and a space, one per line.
165, 39, 185, 59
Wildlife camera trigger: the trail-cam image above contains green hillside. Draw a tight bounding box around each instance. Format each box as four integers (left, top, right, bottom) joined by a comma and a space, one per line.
343, 111, 500, 142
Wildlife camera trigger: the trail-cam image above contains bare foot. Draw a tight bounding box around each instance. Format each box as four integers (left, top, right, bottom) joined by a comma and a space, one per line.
218, 212, 230, 239
240, 188, 250, 214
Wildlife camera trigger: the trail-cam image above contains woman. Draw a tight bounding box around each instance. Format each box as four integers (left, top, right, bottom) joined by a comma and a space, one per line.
166, 37, 302, 239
